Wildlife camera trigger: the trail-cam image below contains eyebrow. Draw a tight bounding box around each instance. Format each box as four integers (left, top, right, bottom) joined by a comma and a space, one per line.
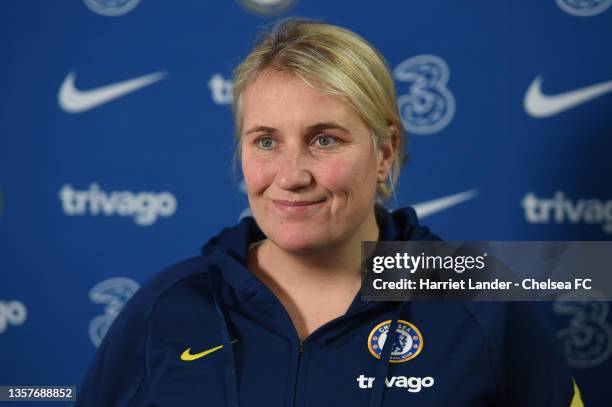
244, 121, 350, 135
308, 122, 350, 134
245, 126, 276, 135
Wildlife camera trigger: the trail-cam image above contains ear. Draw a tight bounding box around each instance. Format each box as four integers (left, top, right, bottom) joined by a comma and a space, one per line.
377, 125, 399, 183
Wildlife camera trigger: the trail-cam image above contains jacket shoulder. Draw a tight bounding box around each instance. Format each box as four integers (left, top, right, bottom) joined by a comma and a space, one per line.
461, 301, 573, 406
76, 255, 216, 406
123, 255, 218, 323
144, 255, 214, 300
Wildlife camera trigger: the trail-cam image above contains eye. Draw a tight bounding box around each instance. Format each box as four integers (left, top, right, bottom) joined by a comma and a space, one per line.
313, 134, 338, 148
256, 136, 277, 150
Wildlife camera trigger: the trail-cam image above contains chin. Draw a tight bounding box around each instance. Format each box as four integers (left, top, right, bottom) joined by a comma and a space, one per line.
270, 228, 331, 254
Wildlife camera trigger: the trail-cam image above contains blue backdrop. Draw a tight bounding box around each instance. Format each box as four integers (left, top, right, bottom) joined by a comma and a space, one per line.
1, 0, 611, 405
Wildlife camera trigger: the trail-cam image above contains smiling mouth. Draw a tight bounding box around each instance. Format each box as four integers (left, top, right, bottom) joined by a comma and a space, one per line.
272, 199, 326, 206
271, 198, 326, 210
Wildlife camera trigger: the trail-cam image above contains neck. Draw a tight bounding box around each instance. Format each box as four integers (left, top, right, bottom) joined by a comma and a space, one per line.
248, 206, 380, 339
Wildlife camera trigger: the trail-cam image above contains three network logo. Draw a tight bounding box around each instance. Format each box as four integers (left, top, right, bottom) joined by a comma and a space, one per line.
553, 290, 612, 369
393, 55, 455, 135
89, 277, 140, 347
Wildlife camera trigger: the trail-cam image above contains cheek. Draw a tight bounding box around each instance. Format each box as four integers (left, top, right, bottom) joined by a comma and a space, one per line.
317, 155, 377, 193
242, 154, 273, 195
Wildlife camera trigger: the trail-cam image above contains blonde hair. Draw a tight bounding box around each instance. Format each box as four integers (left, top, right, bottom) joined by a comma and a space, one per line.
232, 18, 406, 200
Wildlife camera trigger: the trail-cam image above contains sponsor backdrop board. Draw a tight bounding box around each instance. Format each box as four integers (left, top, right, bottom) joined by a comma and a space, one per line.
1, 0, 611, 405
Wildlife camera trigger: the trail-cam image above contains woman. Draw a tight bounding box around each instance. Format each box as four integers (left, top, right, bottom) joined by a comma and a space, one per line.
77, 19, 581, 406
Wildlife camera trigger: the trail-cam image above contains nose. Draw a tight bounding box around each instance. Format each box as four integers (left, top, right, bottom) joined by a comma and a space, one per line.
275, 144, 313, 191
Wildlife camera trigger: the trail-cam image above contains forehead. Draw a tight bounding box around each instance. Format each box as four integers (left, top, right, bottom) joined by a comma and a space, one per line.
241, 70, 364, 132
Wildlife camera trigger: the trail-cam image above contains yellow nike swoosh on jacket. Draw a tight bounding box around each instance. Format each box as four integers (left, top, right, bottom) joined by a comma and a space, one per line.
571, 379, 584, 407
180, 339, 238, 361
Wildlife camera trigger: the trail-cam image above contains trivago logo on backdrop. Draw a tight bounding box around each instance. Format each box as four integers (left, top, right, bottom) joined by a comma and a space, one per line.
0, 300, 27, 335
522, 191, 612, 234
208, 74, 233, 105
58, 183, 177, 226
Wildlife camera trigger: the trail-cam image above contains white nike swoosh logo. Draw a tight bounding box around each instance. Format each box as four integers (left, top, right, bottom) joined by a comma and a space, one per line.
58, 70, 167, 113
524, 76, 612, 118
411, 190, 478, 218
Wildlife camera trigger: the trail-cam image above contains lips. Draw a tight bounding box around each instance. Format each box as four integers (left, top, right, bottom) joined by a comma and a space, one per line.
270, 198, 326, 213
272, 199, 326, 206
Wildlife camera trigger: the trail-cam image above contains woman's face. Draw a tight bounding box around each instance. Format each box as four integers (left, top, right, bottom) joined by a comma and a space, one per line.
240, 71, 388, 254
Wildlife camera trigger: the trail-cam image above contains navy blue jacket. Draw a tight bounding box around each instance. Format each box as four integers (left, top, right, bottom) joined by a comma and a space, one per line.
77, 207, 578, 406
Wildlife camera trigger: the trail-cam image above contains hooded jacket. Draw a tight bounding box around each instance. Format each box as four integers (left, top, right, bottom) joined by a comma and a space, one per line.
77, 206, 580, 406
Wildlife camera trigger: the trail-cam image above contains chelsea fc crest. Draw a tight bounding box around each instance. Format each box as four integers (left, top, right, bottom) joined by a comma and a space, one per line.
368, 320, 423, 363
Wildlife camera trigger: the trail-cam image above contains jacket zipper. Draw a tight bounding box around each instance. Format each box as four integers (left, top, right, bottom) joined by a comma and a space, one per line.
293, 339, 304, 407
214, 251, 387, 406
292, 301, 377, 407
